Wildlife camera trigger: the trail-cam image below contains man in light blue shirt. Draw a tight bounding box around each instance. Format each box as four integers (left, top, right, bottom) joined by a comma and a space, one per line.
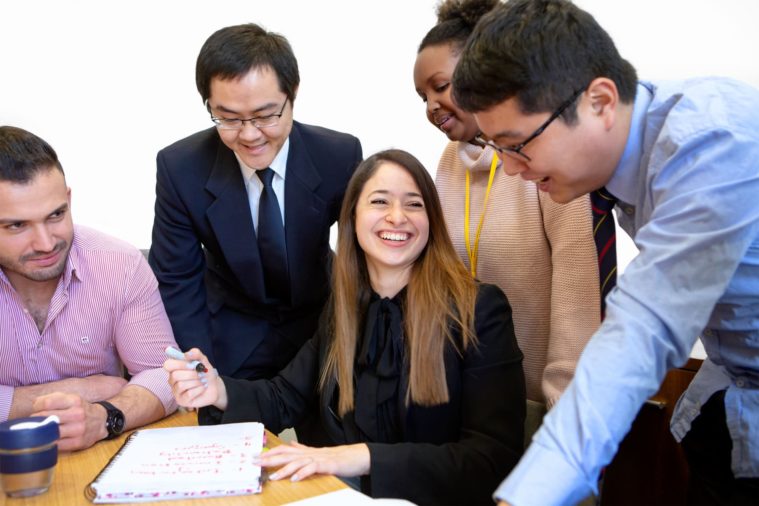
452, 0, 759, 504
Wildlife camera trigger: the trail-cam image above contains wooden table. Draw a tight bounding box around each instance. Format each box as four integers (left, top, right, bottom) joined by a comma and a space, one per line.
1, 410, 346, 506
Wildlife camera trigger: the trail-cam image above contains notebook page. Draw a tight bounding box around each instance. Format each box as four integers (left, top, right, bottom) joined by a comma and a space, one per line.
90, 422, 263, 502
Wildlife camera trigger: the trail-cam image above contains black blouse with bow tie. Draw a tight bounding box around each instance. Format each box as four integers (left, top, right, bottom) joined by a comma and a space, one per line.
199, 283, 525, 506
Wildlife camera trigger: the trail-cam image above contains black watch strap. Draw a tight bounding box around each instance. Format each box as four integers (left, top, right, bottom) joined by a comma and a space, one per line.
95, 400, 125, 440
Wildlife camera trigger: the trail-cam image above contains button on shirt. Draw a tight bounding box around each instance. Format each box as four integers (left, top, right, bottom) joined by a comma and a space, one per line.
0, 225, 179, 421
496, 78, 759, 505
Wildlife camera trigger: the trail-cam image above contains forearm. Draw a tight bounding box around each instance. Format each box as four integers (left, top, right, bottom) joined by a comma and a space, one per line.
9, 375, 127, 419
105, 384, 165, 431
203, 337, 320, 428
28, 383, 165, 451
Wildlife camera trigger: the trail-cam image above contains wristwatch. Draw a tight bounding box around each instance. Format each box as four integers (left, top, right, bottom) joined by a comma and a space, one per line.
95, 401, 125, 440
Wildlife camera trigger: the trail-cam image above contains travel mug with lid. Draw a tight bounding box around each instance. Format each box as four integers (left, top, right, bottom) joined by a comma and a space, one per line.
0, 415, 60, 497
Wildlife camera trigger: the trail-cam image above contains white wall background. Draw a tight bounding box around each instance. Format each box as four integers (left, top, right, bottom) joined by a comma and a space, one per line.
2, 0, 758, 271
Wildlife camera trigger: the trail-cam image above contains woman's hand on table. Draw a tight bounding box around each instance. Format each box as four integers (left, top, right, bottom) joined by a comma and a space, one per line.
163, 347, 228, 410
256, 441, 370, 482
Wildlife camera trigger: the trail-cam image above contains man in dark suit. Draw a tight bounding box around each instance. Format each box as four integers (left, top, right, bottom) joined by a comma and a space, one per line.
149, 24, 362, 383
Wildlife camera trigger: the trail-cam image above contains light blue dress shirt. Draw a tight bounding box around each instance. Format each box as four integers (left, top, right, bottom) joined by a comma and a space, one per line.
496, 78, 759, 505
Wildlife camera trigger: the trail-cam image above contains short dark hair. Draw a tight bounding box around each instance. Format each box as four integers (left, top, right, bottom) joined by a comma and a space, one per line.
196, 23, 300, 104
0, 126, 64, 183
452, 0, 637, 122
418, 0, 499, 54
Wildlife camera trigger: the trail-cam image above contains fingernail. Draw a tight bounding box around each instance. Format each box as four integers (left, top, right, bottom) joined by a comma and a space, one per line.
269, 472, 279, 480
198, 372, 207, 380
290, 474, 299, 482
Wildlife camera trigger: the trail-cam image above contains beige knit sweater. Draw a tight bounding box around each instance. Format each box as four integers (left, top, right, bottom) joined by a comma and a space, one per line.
435, 141, 601, 406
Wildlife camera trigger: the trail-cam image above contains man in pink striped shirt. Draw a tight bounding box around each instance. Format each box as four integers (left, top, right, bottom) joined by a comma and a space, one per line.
0, 126, 178, 451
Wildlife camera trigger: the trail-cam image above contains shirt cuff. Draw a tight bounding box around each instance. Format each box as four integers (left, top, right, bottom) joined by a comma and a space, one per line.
494, 439, 595, 506
0, 385, 13, 422
128, 368, 178, 415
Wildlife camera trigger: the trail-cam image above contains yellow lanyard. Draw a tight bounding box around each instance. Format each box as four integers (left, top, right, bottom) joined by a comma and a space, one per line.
464, 154, 498, 278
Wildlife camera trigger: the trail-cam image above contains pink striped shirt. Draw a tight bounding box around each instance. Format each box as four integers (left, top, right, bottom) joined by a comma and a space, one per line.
0, 225, 178, 421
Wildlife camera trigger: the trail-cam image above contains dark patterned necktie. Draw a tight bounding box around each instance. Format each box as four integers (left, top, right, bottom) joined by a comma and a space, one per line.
590, 188, 618, 319
256, 168, 289, 302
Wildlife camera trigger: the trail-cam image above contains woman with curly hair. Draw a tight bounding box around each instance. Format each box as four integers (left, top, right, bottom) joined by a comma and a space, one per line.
414, 0, 602, 411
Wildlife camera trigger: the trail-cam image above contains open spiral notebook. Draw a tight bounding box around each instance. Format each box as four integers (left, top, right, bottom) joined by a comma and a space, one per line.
85, 422, 264, 503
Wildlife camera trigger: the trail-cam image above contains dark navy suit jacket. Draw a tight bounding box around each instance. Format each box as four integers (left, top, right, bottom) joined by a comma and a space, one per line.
149, 122, 362, 378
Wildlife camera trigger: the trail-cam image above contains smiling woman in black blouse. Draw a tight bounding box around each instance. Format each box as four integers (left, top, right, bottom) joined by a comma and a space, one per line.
165, 149, 526, 505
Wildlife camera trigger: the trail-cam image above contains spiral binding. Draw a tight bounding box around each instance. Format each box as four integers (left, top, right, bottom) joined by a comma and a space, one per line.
84, 431, 140, 502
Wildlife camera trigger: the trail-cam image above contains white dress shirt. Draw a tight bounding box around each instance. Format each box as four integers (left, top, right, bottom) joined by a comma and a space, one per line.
236, 137, 289, 231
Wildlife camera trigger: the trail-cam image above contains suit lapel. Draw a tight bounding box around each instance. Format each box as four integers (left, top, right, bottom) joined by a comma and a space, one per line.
205, 143, 266, 300
285, 123, 328, 306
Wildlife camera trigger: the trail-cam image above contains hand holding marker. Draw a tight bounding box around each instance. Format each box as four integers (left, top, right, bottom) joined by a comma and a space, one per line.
165, 346, 208, 373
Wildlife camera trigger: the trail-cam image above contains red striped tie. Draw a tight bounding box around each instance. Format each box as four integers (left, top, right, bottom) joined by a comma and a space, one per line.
591, 188, 617, 319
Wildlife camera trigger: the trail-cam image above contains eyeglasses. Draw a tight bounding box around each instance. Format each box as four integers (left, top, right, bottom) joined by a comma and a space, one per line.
206, 99, 288, 130
475, 86, 587, 162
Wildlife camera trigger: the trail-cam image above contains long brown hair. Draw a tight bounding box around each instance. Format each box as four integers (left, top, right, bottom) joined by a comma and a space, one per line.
320, 149, 478, 416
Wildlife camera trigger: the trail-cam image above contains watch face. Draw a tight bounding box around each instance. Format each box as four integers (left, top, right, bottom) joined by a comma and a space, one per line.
111, 411, 125, 435
99, 401, 126, 438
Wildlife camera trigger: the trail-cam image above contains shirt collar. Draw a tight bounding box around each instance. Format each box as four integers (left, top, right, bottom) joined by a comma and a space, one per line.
606, 82, 654, 204
65, 227, 83, 286
0, 267, 10, 286
369, 286, 408, 305
236, 137, 290, 183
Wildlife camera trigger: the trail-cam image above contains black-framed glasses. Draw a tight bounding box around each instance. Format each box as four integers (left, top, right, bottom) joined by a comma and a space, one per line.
206, 99, 288, 130
475, 86, 587, 162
